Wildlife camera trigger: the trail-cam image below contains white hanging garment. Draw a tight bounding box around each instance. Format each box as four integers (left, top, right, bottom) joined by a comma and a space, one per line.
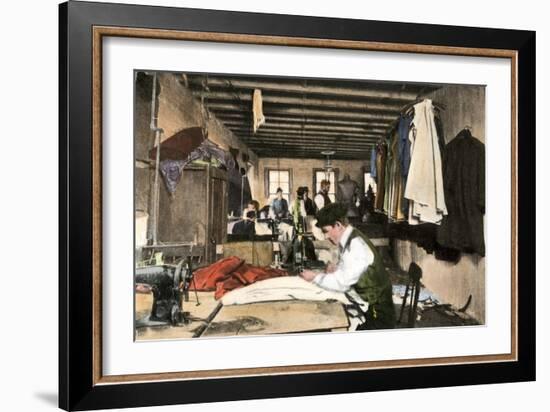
404, 99, 447, 224
252, 89, 266, 133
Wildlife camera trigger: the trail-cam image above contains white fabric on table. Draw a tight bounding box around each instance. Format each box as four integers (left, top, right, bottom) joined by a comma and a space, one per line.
221, 276, 352, 306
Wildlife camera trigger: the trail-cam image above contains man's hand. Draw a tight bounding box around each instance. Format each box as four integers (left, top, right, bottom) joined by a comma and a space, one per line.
300, 269, 317, 282
326, 263, 337, 273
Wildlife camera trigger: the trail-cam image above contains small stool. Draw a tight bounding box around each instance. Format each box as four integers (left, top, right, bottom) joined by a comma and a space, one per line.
398, 262, 423, 327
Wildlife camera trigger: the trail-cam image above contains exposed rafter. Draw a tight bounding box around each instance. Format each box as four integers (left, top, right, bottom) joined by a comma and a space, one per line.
187, 76, 422, 100
185, 73, 440, 160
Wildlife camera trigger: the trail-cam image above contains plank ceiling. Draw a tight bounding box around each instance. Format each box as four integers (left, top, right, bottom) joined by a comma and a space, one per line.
185, 73, 440, 160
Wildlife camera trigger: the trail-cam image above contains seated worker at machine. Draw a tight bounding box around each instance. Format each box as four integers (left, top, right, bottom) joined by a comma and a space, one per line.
232, 210, 256, 237
300, 203, 396, 330
242, 200, 260, 219
271, 187, 289, 219
258, 204, 271, 219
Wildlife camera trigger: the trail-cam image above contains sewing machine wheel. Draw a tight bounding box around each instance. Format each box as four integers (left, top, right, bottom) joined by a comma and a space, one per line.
170, 304, 181, 326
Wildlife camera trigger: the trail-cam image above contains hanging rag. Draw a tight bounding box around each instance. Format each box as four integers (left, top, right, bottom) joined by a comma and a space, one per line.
252, 89, 266, 133
159, 159, 186, 194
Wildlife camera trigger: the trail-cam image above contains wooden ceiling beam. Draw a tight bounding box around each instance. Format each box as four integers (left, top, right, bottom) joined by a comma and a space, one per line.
242, 135, 376, 144
222, 121, 387, 134
216, 113, 390, 128
187, 76, 421, 100
231, 128, 384, 138
241, 137, 375, 146
242, 143, 373, 152
199, 92, 404, 112
206, 103, 397, 121
256, 149, 369, 158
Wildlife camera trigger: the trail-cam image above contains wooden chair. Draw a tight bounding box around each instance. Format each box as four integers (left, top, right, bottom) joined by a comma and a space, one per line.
398, 262, 423, 327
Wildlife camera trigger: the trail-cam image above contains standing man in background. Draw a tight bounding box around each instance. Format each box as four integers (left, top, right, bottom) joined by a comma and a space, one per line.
314, 179, 332, 211
303, 186, 317, 216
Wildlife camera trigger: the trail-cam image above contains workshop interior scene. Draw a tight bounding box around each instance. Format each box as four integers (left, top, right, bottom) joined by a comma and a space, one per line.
134, 71, 486, 340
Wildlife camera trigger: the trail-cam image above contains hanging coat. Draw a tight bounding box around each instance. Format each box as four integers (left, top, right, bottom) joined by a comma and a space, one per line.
437, 129, 485, 256
374, 143, 387, 211
404, 99, 447, 224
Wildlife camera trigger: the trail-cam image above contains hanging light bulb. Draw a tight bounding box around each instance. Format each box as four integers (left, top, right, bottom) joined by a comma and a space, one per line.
321, 150, 335, 179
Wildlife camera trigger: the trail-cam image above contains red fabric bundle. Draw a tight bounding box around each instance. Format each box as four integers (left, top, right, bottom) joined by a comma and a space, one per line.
192, 256, 288, 299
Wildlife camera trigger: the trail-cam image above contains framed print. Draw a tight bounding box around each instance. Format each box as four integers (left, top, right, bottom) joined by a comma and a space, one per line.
59, 1, 535, 410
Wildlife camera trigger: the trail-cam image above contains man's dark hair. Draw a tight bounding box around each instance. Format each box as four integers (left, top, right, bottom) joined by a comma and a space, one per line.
315, 202, 348, 227
276, 187, 283, 194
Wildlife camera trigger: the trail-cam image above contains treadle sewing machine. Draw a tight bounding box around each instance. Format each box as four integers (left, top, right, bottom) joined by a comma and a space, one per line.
135, 256, 200, 327
282, 217, 326, 274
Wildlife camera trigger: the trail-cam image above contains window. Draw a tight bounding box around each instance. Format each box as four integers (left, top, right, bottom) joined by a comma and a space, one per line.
364, 172, 377, 194
313, 169, 338, 203
265, 169, 291, 202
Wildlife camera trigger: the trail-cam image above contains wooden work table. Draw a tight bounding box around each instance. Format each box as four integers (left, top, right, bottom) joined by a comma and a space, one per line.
201, 300, 349, 337
135, 291, 349, 340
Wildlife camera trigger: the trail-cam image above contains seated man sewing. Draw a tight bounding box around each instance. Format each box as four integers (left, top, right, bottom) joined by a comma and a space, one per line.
300, 203, 396, 330
232, 210, 256, 237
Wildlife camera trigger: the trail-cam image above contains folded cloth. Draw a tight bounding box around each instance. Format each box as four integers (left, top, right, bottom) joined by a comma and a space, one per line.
193, 256, 288, 299
221, 276, 351, 306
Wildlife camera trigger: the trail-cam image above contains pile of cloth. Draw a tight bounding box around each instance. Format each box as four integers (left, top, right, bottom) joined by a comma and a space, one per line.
193, 256, 288, 299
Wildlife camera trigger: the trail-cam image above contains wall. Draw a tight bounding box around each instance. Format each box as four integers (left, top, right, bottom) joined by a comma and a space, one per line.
255, 157, 369, 207
428, 85, 485, 145
157, 73, 258, 163
134, 72, 259, 243
392, 85, 486, 322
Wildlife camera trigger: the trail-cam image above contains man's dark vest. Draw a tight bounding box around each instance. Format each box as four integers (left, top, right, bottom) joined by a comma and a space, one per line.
342, 228, 396, 329
318, 191, 332, 207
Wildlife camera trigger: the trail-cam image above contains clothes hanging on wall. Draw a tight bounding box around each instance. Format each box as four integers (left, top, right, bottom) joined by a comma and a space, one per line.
434, 115, 446, 162
385, 128, 407, 221
370, 146, 377, 179
397, 114, 413, 215
437, 128, 486, 256
398, 114, 413, 178
383, 139, 391, 214
387, 221, 461, 263
404, 99, 447, 225
374, 141, 387, 211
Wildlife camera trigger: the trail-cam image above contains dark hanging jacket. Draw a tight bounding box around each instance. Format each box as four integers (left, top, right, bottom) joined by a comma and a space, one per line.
437, 129, 485, 256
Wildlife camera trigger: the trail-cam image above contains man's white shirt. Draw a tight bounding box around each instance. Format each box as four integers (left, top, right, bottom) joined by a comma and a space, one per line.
313, 225, 374, 292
